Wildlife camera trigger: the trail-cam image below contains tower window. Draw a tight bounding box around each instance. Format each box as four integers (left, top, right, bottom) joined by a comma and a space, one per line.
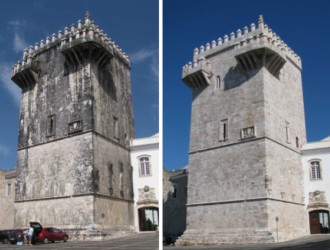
108, 163, 113, 195
113, 117, 119, 140
219, 119, 228, 141
296, 137, 299, 148
119, 162, 124, 197
310, 160, 322, 180
240, 126, 256, 139
216, 75, 221, 90
47, 115, 56, 136
69, 120, 83, 134
7, 183, 12, 197
139, 157, 151, 176
171, 184, 178, 199
285, 121, 290, 143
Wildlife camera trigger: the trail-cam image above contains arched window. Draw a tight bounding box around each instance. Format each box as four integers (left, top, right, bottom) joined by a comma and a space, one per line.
216, 75, 221, 90
139, 157, 151, 176
310, 160, 322, 180
7, 183, 12, 197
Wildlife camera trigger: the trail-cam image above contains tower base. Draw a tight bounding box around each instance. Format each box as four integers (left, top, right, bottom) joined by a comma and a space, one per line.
63, 225, 136, 241
176, 229, 275, 246
14, 195, 135, 241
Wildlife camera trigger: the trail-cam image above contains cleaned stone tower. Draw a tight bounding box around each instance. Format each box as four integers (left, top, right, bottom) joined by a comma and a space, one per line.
11, 12, 135, 238
179, 16, 307, 244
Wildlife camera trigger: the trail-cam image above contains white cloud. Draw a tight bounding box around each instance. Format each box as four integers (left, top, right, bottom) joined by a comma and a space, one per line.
8, 20, 28, 53
150, 52, 159, 81
130, 48, 157, 63
8, 20, 26, 28
151, 103, 159, 121
13, 33, 28, 53
0, 145, 10, 156
0, 63, 21, 107
130, 47, 159, 84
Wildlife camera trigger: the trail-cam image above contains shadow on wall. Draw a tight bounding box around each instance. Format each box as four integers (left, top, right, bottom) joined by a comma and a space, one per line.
192, 63, 260, 101
163, 169, 188, 245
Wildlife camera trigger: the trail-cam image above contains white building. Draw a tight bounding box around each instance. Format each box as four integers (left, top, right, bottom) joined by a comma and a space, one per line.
302, 136, 330, 234
130, 133, 159, 231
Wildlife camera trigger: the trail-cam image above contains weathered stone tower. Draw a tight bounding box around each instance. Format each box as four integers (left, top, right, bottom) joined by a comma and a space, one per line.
179, 16, 307, 244
11, 12, 135, 238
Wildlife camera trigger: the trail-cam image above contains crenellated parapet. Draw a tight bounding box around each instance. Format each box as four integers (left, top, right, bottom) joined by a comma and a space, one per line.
182, 15, 301, 88
12, 11, 129, 89
182, 57, 213, 89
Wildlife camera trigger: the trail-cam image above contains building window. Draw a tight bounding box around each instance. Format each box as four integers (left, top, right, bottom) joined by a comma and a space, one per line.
139, 157, 151, 176
285, 121, 290, 143
310, 160, 322, 180
240, 126, 256, 140
171, 184, 177, 199
216, 75, 221, 90
219, 119, 228, 141
296, 137, 299, 148
113, 117, 119, 140
7, 183, 12, 197
108, 163, 113, 195
47, 115, 56, 136
119, 162, 124, 197
68, 120, 83, 134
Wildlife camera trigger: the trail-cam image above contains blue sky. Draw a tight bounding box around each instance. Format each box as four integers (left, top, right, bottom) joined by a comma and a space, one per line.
163, 0, 330, 171
0, 0, 158, 170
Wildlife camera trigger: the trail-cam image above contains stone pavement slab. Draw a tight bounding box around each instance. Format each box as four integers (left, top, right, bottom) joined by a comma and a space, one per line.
164, 235, 330, 250
0, 232, 159, 250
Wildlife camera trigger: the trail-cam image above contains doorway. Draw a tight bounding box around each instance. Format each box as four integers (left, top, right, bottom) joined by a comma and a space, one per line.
138, 207, 159, 231
309, 210, 329, 234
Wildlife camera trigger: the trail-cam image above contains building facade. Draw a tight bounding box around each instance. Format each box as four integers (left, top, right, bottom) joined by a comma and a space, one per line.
163, 167, 188, 243
0, 169, 16, 230
302, 137, 330, 234
179, 16, 307, 244
130, 133, 159, 232
11, 12, 135, 238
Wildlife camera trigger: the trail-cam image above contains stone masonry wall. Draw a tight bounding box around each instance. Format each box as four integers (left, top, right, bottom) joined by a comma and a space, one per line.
0, 170, 15, 229
15, 195, 94, 229
93, 135, 133, 200
91, 56, 134, 148
264, 58, 306, 147
180, 17, 307, 244
163, 171, 188, 238
265, 140, 308, 240
189, 49, 266, 153
16, 133, 94, 203
17, 45, 93, 149
188, 140, 267, 205
187, 201, 268, 232
94, 196, 134, 231
13, 14, 135, 236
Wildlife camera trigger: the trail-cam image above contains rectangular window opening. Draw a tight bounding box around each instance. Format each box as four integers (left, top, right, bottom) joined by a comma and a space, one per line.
285, 121, 291, 143
47, 115, 56, 137
219, 119, 228, 141
113, 117, 119, 140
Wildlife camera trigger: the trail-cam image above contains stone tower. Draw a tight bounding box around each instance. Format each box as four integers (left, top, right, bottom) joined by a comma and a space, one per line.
179, 16, 307, 244
11, 12, 135, 238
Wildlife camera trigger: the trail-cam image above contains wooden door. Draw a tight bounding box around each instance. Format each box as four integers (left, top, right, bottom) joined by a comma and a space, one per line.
309, 211, 321, 234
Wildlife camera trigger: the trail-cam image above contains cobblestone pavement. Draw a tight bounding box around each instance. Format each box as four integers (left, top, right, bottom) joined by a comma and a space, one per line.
164, 234, 330, 250
0, 232, 159, 250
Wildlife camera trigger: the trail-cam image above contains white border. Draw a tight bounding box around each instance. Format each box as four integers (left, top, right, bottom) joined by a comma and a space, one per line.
159, 0, 163, 249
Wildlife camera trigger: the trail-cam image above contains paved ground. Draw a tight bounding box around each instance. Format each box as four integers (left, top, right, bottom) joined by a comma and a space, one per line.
0, 232, 159, 250
164, 234, 330, 250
